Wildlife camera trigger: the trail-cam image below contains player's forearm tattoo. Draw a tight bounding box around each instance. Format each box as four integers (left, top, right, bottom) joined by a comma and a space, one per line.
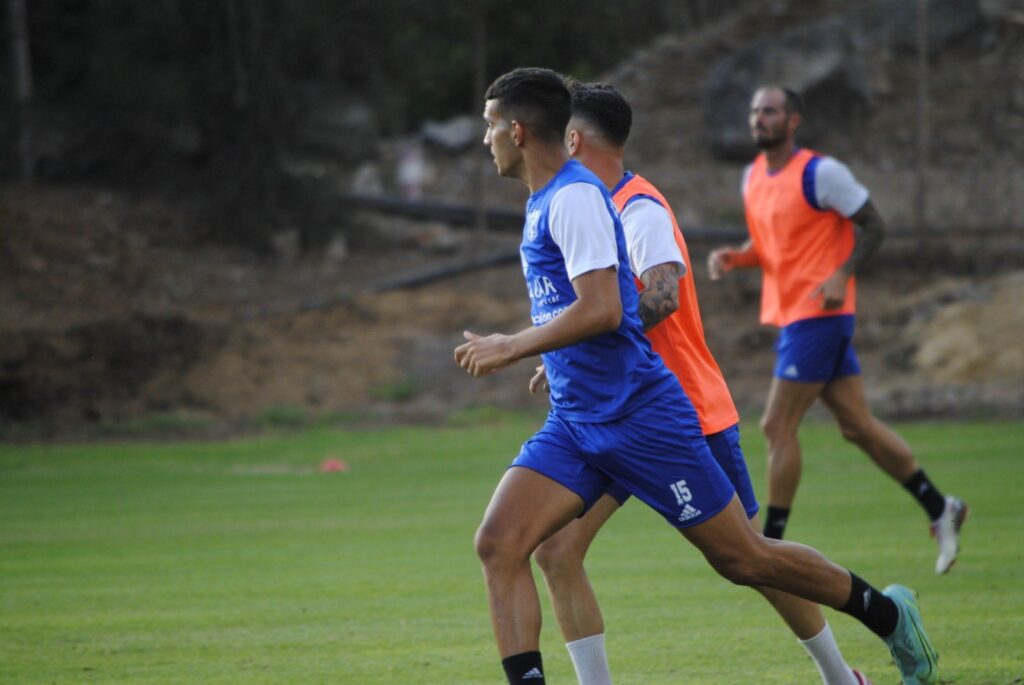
638, 262, 681, 331
843, 201, 886, 276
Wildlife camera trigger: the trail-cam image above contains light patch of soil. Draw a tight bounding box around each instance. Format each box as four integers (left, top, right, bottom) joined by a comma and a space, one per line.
3, 185, 1022, 434
910, 272, 1024, 384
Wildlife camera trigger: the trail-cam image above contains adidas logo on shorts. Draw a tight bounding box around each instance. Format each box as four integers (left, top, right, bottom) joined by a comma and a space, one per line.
677, 503, 702, 523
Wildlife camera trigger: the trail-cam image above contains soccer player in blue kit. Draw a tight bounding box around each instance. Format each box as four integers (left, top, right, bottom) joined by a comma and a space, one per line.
454, 67, 939, 685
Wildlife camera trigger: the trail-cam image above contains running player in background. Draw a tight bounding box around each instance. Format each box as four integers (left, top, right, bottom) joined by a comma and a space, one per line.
708, 86, 967, 574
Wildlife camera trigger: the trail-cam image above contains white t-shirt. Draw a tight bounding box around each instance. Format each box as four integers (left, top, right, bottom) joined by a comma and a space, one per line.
548, 183, 619, 280
619, 198, 684, 279
742, 155, 870, 218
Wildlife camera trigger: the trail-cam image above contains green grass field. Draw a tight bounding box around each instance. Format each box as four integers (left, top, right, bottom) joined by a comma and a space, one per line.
2, 416, 1022, 684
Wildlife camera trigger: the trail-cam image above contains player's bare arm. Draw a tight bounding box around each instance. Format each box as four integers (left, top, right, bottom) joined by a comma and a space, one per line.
708, 239, 759, 280
637, 262, 681, 331
842, 200, 886, 276
815, 200, 886, 309
455, 266, 621, 377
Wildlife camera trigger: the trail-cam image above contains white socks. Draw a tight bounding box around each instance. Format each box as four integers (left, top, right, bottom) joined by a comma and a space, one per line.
800, 622, 859, 685
565, 633, 613, 685
565, 625, 854, 684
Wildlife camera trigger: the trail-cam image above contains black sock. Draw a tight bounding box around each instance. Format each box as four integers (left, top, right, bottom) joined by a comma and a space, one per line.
763, 505, 791, 539
841, 572, 899, 638
501, 651, 545, 684
902, 469, 946, 521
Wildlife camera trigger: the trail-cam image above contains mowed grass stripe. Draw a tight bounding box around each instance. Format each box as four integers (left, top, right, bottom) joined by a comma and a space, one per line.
1, 419, 1021, 683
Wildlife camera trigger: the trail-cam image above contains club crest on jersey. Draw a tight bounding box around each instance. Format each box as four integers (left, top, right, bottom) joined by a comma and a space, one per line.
525, 209, 541, 242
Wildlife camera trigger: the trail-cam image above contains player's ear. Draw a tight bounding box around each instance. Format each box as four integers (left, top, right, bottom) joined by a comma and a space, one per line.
565, 128, 580, 156
511, 120, 525, 147
788, 113, 802, 136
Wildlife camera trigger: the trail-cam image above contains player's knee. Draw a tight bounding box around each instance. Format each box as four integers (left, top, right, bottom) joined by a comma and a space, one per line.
836, 415, 869, 444
533, 537, 582, 578
474, 523, 517, 567
704, 536, 774, 585
705, 548, 766, 587
474, 518, 539, 572
712, 556, 761, 586
759, 414, 786, 443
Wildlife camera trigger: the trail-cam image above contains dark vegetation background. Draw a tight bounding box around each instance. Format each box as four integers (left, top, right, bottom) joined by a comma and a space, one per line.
1, 0, 740, 249
1, 0, 1021, 436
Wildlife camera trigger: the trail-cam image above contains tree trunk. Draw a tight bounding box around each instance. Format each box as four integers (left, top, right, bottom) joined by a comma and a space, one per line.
8, 0, 34, 181
472, 4, 487, 232
914, 0, 930, 228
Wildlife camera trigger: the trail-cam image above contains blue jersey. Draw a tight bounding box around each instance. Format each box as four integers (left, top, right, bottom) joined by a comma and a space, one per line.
520, 160, 678, 422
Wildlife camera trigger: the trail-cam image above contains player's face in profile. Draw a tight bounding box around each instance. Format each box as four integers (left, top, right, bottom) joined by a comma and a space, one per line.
483, 99, 519, 178
749, 88, 792, 149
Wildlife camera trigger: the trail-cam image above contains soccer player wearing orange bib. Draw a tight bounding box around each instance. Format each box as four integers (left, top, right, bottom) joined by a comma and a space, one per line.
531, 81, 872, 685
708, 86, 967, 575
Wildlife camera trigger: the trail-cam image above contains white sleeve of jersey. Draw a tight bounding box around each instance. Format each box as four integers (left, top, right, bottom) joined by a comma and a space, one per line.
549, 183, 619, 281
815, 157, 870, 218
741, 164, 753, 194
620, 198, 684, 279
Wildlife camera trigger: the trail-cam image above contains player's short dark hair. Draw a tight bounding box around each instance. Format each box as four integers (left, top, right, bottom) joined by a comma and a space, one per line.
755, 85, 805, 118
565, 80, 633, 147
485, 67, 571, 143
781, 88, 804, 117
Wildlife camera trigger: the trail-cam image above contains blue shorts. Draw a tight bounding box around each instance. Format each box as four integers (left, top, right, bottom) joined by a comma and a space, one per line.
774, 314, 861, 383
607, 424, 759, 519
512, 391, 736, 529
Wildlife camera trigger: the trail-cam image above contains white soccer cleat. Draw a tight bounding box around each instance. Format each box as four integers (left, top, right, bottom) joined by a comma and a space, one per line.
930, 495, 969, 574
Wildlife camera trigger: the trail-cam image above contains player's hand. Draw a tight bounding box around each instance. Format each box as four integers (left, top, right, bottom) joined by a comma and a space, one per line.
454, 331, 515, 377
812, 271, 849, 309
707, 248, 734, 281
529, 364, 549, 394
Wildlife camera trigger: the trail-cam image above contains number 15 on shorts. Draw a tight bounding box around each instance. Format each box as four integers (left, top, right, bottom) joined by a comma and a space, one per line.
671, 479, 692, 505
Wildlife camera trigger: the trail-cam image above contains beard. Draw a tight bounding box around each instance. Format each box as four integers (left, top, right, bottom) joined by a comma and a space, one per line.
753, 130, 787, 149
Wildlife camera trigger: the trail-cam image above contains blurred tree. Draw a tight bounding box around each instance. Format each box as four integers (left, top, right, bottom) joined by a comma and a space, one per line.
7, 0, 33, 180
1, 0, 747, 247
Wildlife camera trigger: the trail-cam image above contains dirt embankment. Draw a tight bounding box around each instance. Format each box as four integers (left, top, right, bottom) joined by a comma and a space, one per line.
4, 2, 1023, 434
2, 184, 1021, 435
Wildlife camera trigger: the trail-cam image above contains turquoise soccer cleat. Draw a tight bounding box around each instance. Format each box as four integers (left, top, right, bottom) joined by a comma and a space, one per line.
882, 584, 939, 685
